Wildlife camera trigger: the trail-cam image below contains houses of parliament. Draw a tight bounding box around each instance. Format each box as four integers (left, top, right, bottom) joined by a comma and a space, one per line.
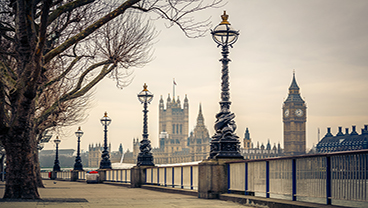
122, 93, 211, 164
89, 73, 309, 165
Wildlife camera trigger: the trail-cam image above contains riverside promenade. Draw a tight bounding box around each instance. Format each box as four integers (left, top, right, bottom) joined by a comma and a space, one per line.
0, 180, 251, 208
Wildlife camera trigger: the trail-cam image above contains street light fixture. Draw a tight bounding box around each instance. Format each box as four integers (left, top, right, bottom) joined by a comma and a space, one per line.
100, 112, 112, 169
137, 83, 154, 166
53, 136, 61, 171
209, 11, 243, 159
74, 126, 84, 170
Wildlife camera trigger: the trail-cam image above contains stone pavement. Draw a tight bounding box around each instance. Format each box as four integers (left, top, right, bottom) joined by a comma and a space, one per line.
0, 180, 252, 208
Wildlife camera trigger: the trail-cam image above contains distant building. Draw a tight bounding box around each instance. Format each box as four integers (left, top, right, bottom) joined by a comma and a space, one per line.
282, 72, 307, 156
39, 149, 75, 156
241, 128, 283, 159
88, 143, 124, 167
187, 104, 211, 161
123, 94, 210, 164
88, 143, 111, 168
316, 125, 368, 153
39, 149, 79, 168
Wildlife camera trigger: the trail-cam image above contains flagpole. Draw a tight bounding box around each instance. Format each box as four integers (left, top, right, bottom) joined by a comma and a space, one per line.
173, 78, 176, 100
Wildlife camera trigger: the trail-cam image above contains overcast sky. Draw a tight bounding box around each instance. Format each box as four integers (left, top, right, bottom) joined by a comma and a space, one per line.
43, 0, 368, 156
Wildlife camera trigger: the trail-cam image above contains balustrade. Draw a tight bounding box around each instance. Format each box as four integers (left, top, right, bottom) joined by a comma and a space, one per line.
228, 150, 368, 206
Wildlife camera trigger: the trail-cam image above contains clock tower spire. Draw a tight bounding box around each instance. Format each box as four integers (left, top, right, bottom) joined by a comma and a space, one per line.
283, 71, 307, 156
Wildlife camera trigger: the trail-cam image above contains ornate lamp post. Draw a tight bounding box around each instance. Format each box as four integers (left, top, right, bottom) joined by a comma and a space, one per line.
100, 112, 112, 169
208, 11, 243, 159
53, 136, 61, 171
74, 126, 84, 170
137, 83, 154, 166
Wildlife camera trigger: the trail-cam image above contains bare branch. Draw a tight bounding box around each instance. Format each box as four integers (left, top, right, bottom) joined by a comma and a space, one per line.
44, 0, 141, 64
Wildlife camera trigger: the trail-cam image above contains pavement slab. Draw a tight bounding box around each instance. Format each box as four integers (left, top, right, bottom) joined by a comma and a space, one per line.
0, 180, 252, 208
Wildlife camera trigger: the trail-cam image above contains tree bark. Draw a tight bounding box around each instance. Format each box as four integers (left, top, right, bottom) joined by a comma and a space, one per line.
34, 150, 44, 188
3, 134, 40, 198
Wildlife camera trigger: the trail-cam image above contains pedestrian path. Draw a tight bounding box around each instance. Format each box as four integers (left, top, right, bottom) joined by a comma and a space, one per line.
0, 180, 252, 207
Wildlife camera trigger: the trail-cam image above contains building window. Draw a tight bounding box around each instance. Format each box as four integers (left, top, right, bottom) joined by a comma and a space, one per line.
180, 124, 182, 134
172, 124, 175, 134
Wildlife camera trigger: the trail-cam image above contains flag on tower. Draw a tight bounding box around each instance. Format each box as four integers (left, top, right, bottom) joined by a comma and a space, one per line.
173, 79, 177, 85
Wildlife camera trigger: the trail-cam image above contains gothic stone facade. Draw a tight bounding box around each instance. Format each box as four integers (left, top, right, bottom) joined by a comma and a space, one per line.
242, 128, 283, 159
282, 73, 307, 156
125, 94, 211, 164
88, 143, 123, 167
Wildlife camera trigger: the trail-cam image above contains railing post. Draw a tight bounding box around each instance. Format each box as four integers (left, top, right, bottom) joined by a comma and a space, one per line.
157, 168, 160, 186
144, 168, 147, 184
245, 162, 249, 195
292, 159, 296, 201
164, 167, 167, 187
151, 168, 153, 184
172, 167, 175, 188
125, 169, 127, 183
266, 161, 270, 198
227, 163, 231, 193
181, 167, 184, 189
190, 166, 193, 190
326, 156, 332, 205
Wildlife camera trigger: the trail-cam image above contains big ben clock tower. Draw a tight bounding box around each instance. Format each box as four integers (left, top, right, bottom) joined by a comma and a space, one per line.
283, 72, 306, 156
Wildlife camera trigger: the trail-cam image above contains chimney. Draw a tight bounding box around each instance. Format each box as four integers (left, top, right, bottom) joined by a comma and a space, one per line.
345, 128, 349, 135
336, 126, 344, 136
351, 125, 358, 135
326, 127, 333, 137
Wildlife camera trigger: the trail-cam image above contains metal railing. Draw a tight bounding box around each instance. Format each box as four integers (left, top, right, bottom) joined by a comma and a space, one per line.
40, 171, 49, 179
78, 171, 86, 180
105, 169, 131, 183
57, 170, 71, 179
227, 150, 368, 206
145, 163, 199, 190
40, 170, 85, 180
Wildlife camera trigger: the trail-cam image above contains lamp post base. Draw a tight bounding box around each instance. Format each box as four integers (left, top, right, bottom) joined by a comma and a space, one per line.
137, 152, 154, 166
99, 158, 111, 169
209, 137, 243, 159
74, 162, 83, 171
53, 164, 60, 172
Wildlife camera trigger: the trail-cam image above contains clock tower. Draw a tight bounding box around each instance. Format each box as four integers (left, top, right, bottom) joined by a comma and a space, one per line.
282, 72, 306, 156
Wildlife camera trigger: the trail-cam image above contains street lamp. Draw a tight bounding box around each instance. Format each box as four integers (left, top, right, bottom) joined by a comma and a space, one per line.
137, 83, 154, 166
100, 112, 112, 169
53, 136, 61, 171
208, 11, 243, 159
74, 126, 84, 170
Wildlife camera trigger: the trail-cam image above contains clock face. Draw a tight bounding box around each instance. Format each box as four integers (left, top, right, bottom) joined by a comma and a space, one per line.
284, 109, 289, 117
295, 109, 303, 117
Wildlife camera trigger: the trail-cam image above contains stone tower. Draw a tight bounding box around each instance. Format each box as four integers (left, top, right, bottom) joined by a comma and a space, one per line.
158, 94, 189, 153
188, 104, 210, 161
282, 72, 307, 156
243, 128, 251, 150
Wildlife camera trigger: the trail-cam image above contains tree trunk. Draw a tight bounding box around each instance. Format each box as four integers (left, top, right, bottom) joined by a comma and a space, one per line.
3, 136, 40, 199
34, 150, 44, 188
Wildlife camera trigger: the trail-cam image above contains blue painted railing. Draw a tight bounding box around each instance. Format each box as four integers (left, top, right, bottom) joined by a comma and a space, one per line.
227, 149, 368, 207
145, 163, 199, 190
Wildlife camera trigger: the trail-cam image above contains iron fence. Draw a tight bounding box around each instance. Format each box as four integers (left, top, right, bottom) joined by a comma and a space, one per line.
145, 163, 199, 190
227, 150, 368, 206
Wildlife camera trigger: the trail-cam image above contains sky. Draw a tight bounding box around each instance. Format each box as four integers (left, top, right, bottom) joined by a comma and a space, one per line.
43, 0, 368, 155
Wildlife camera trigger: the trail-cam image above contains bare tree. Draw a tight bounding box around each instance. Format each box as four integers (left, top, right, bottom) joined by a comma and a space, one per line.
0, 0, 223, 199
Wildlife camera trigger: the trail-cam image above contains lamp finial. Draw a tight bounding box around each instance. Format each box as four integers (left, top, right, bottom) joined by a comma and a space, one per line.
220, 11, 230, 25
143, 83, 148, 91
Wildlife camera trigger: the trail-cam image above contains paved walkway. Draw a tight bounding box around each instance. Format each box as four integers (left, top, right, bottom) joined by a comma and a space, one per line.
0, 180, 252, 208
